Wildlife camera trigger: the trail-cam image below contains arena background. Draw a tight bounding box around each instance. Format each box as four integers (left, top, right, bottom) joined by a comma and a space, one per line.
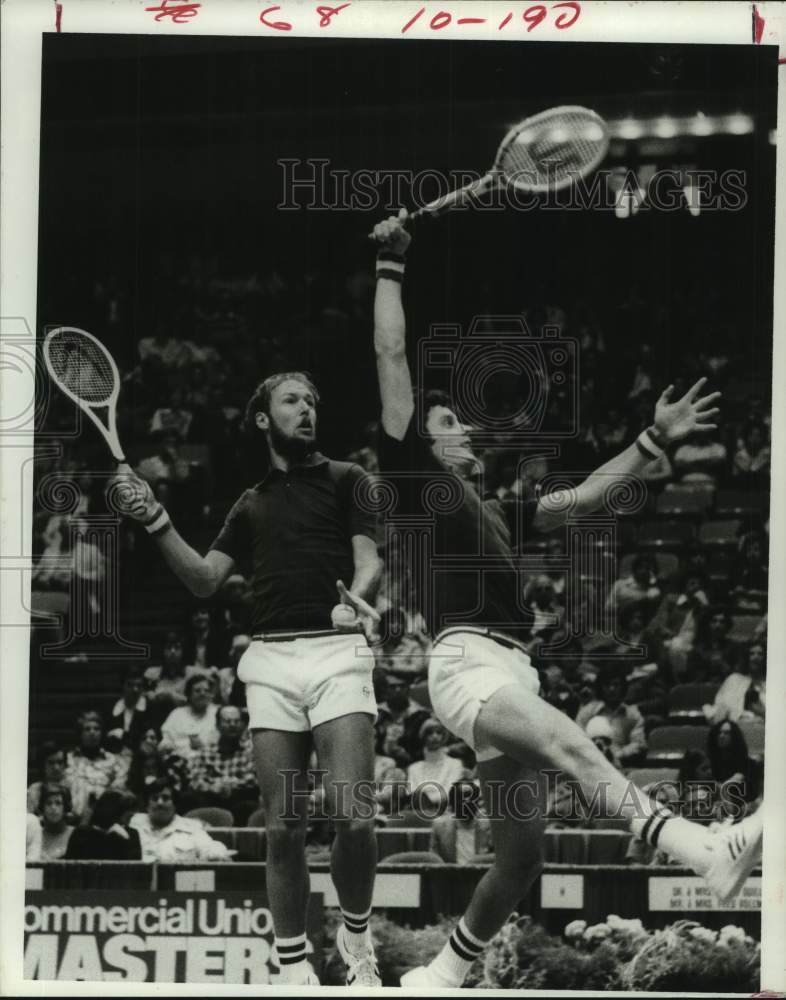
24, 33, 776, 988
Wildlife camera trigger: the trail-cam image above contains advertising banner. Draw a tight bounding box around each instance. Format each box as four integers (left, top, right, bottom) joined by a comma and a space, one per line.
24, 891, 323, 983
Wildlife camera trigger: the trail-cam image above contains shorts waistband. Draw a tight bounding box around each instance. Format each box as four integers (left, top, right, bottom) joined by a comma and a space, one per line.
432, 626, 531, 657
251, 628, 343, 643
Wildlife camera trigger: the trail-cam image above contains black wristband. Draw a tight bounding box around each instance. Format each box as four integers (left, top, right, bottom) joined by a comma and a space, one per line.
376, 252, 405, 283
144, 505, 171, 535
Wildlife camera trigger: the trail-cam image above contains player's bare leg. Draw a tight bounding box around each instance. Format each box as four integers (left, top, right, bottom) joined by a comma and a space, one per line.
252, 729, 317, 985
475, 682, 762, 900
312, 712, 380, 987
403, 759, 546, 987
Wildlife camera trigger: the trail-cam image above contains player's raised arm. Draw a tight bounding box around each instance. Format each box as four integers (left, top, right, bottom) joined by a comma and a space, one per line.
372, 210, 415, 441
107, 468, 235, 597
532, 378, 720, 533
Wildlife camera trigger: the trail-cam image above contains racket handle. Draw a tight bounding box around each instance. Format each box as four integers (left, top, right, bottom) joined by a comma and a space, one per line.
407, 171, 497, 223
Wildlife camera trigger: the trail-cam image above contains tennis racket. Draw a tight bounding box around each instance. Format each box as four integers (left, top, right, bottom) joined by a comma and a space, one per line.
409, 105, 610, 221
43, 326, 128, 467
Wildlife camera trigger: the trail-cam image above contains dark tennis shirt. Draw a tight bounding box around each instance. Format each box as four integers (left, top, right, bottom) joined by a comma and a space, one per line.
377, 420, 537, 640
210, 453, 377, 632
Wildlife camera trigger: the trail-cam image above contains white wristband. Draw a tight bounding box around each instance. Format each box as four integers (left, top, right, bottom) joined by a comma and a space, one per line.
636, 428, 665, 460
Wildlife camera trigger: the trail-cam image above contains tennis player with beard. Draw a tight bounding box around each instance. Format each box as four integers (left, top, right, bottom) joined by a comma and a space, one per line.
112, 373, 382, 987
371, 211, 764, 988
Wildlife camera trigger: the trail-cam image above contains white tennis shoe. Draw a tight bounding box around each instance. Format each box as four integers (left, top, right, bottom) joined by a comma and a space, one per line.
272, 961, 320, 986
336, 924, 381, 987
400, 963, 462, 988
704, 809, 764, 903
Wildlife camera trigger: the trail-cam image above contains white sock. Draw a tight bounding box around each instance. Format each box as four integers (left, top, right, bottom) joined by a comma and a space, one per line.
341, 905, 373, 956
430, 917, 487, 985
630, 805, 713, 875
275, 932, 309, 981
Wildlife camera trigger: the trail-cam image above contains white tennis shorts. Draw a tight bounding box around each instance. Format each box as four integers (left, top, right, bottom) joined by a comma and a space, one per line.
238, 632, 377, 731
428, 631, 541, 762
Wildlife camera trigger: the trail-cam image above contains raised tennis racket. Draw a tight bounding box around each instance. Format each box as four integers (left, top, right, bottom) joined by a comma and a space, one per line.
43, 326, 128, 466
409, 105, 610, 221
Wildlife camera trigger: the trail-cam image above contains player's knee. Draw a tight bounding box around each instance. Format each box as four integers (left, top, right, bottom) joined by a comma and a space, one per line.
544, 727, 596, 775
266, 816, 307, 859
332, 815, 376, 845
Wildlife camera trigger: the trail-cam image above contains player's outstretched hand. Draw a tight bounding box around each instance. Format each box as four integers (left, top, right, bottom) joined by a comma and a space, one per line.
653, 377, 721, 444
332, 579, 381, 639
370, 208, 411, 255
105, 463, 160, 522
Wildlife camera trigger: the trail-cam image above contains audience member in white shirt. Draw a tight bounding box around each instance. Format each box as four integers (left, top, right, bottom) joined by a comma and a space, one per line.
160, 675, 218, 761
129, 778, 233, 863
407, 719, 466, 815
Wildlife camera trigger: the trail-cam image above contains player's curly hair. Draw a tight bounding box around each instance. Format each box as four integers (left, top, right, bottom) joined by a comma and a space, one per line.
417, 387, 456, 443
419, 387, 453, 416
244, 372, 320, 436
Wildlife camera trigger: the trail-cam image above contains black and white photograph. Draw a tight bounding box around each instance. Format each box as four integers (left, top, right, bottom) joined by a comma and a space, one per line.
1, 0, 785, 994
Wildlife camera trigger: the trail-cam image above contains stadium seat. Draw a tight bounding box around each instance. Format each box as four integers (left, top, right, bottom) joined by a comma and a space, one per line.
627, 767, 680, 790
732, 590, 767, 614
378, 813, 417, 828
656, 486, 714, 518
737, 720, 766, 758
409, 831, 432, 853
208, 827, 266, 860
399, 809, 437, 828
667, 683, 720, 723
377, 831, 415, 859
246, 807, 267, 828
663, 480, 716, 499
646, 725, 709, 763
618, 551, 680, 581
379, 851, 443, 864
186, 807, 235, 829
587, 831, 631, 864
636, 520, 694, 550
206, 827, 235, 851
242, 829, 267, 860
698, 519, 742, 549
590, 817, 631, 832
728, 615, 763, 644
714, 490, 767, 519
545, 830, 587, 864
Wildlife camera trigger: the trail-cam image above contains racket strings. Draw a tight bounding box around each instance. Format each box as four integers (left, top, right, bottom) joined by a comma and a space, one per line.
500, 109, 607, 188
46, 333, 116, 405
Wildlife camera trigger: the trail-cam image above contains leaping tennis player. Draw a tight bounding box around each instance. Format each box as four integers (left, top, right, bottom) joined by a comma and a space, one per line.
112, 373, 382, 987
371, 211, 764, 988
